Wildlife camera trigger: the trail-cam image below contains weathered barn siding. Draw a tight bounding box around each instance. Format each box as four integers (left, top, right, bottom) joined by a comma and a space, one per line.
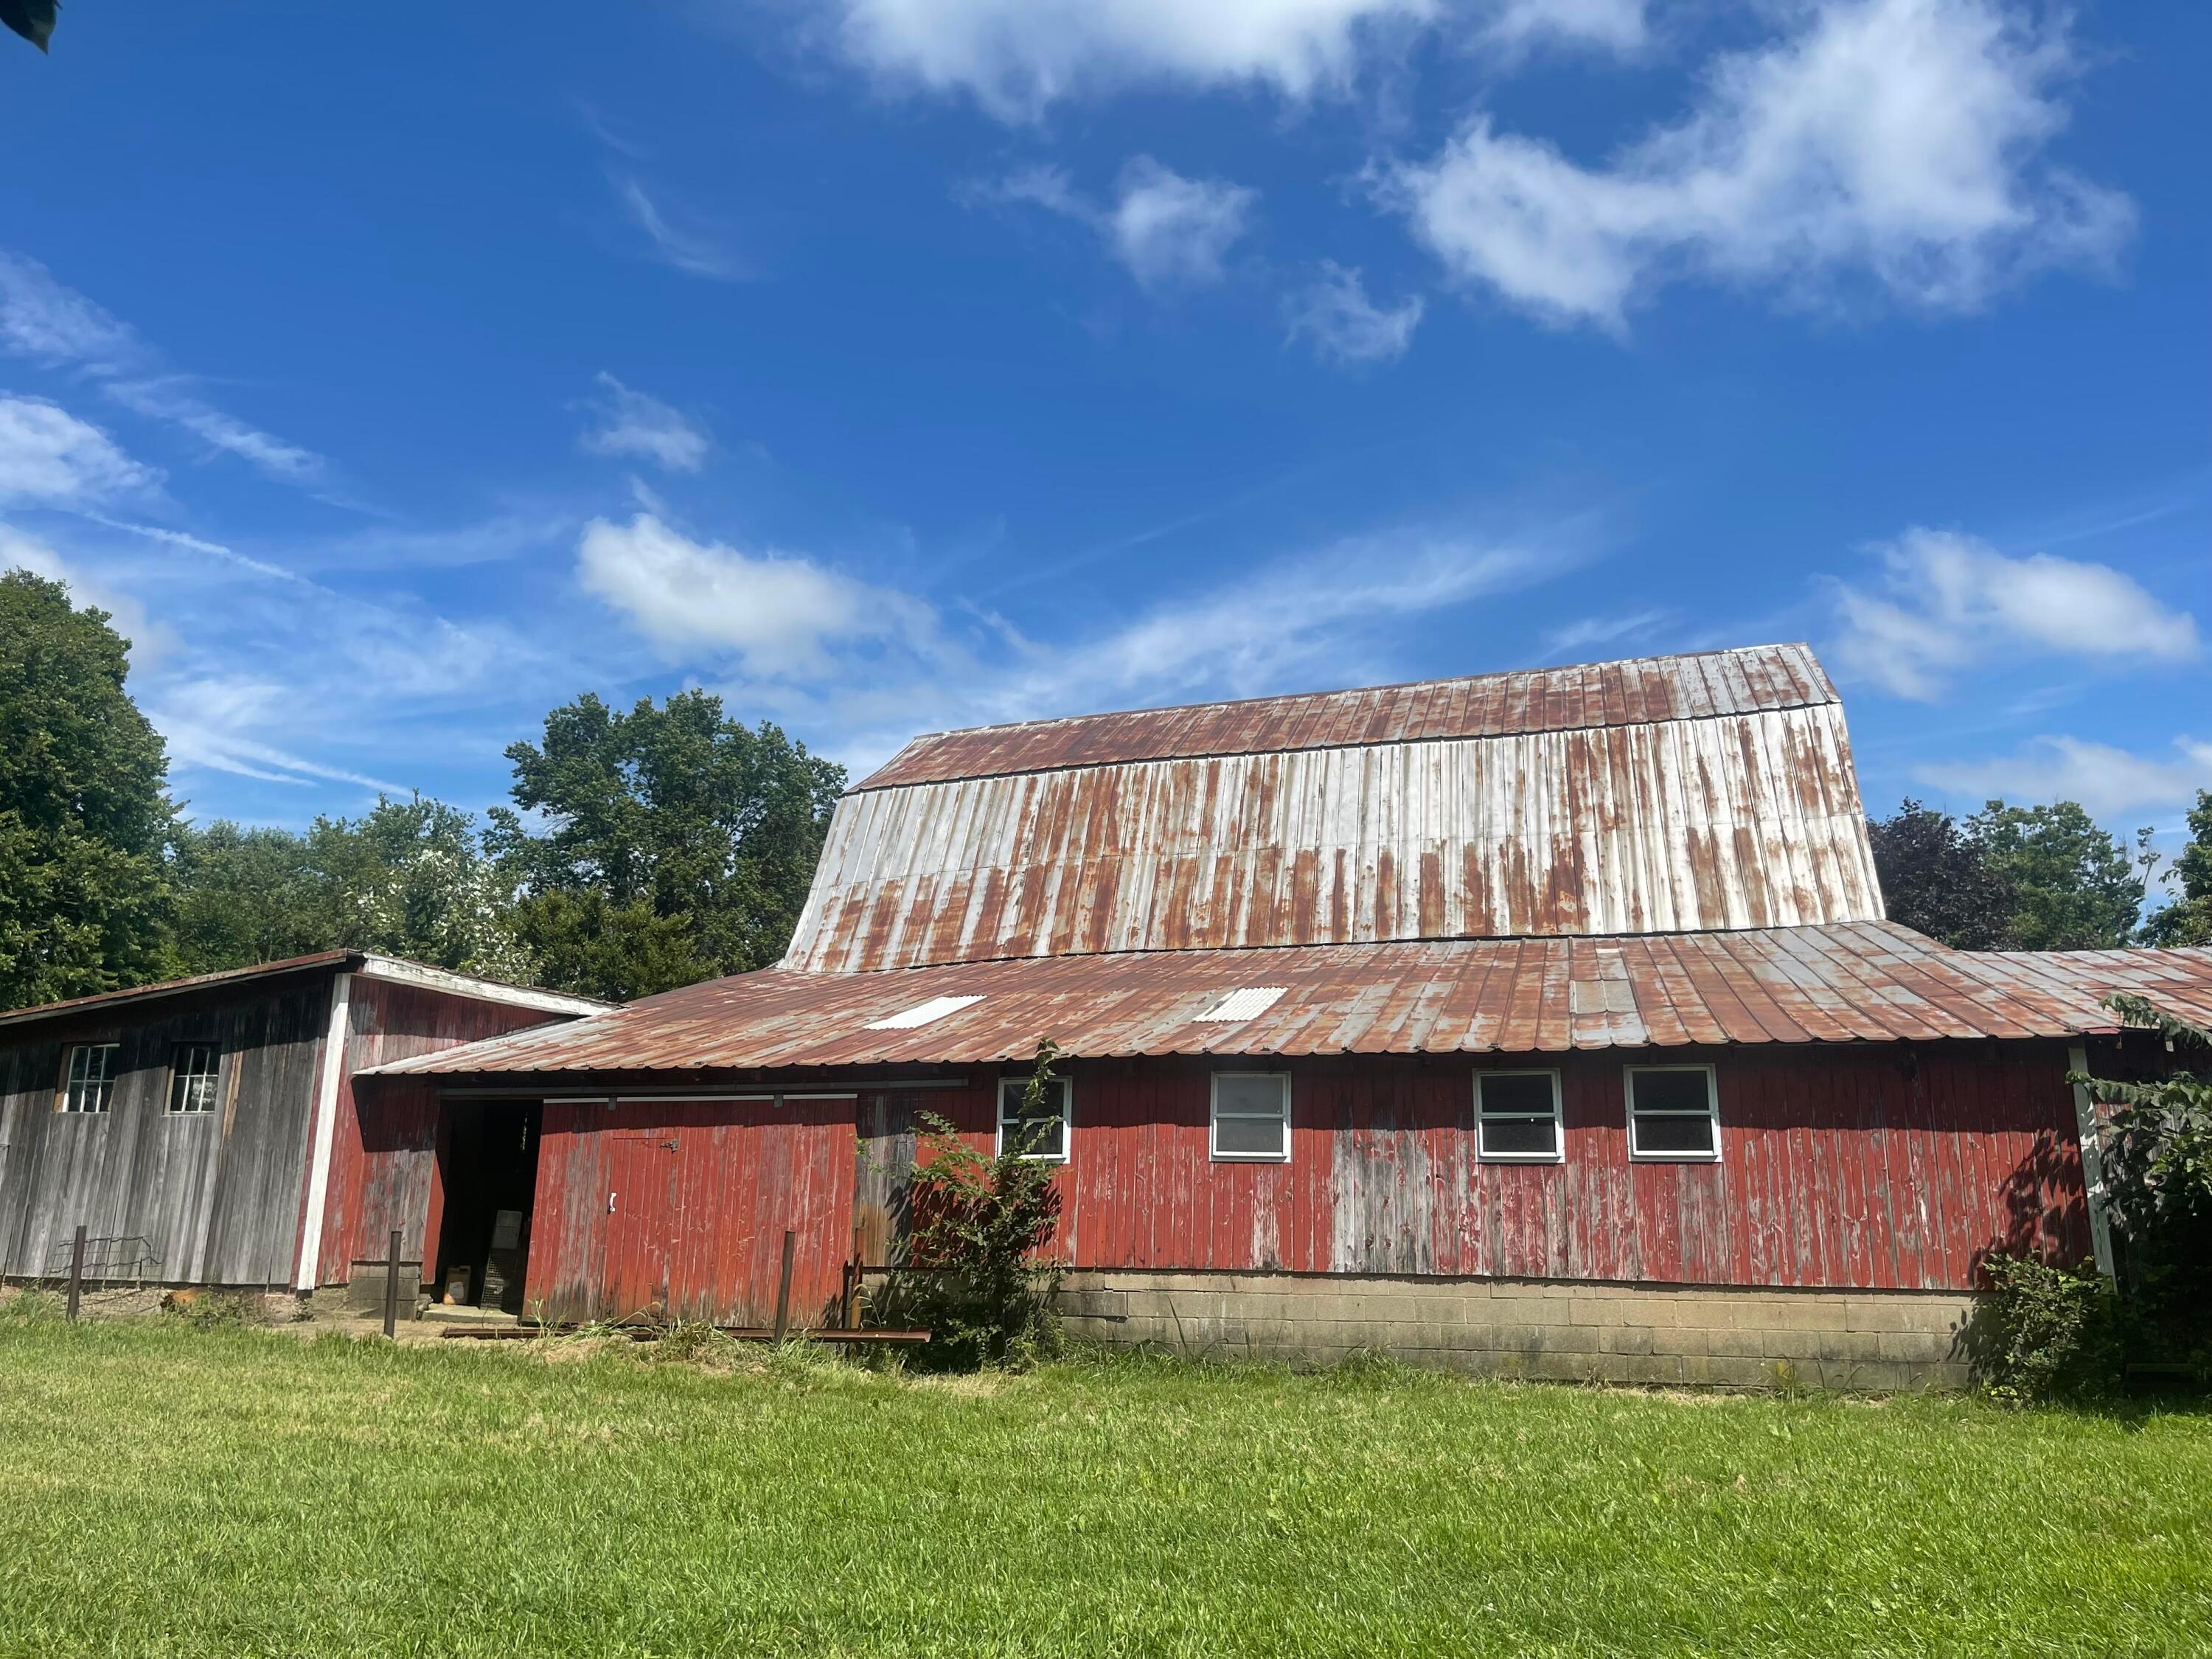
788, 704, 1884, 971
880, 1045, 2086, 1292
0, 974, 333, 1286
526, 1096, 858, 1326
315, 976, 567, 1284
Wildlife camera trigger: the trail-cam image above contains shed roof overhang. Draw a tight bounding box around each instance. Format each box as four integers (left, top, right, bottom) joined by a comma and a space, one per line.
361, 922, 2212, 1079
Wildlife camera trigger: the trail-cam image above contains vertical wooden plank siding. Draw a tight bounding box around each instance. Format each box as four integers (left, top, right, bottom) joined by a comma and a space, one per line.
526, 1096, 858, 1326
319, 978, 568, 1283
876, 1044, 2086, 1290
0, 977, 333, 1286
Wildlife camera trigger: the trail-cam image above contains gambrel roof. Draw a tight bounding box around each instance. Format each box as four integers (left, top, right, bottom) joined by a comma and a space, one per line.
783, 644, 1885, 972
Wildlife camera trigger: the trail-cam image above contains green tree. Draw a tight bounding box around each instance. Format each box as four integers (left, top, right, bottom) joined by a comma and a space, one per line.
1868, 799, 2019, 949
1966, 800, 2152, 951
168, 821, 326, 973
0, 570, 177, 1007
170, 796, 532, 983
489, 690, 844, 1001
2141, 790, 2212, 947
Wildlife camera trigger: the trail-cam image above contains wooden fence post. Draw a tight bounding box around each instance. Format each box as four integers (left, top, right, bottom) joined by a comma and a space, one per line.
772, 1228, 795, 1344
66, 1224, 86, 1323
383, 1228, 403, 1340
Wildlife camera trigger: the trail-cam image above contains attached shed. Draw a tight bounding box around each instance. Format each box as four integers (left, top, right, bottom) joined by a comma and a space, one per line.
0, 953, 603, 1294
356, 645, 2212, 1386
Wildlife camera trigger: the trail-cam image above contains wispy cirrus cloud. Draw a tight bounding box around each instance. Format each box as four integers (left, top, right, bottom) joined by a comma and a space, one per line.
579, 373, 712, 471
0, 252, 331, 484
610, 175, 754, 281
0, 394, 161, 506
576, 501, 1589, 766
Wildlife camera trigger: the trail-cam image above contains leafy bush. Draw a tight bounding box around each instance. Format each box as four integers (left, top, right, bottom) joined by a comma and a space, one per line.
2072, 995, 2212, 1380
877, 1040, 1068, 1371
1969, 1254, 2124, 1402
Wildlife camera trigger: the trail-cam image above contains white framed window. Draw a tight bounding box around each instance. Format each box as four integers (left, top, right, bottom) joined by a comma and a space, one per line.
168, 1043, 220, 1114
1476, 1070, 1562, 1162
1625, 1065, 1721, 1161
60, 1043, 119, 1114
1210, 1071, 1290, 1162
996, 1074, 1070, 1162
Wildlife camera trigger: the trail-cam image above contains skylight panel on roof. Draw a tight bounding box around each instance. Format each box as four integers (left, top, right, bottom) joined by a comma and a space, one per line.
863, 994, 984, 1031
1194, 987, 1286, 1023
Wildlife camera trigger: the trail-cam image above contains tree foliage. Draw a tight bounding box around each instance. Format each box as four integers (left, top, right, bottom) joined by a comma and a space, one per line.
1866, 799, 2018, 950
2140, 790, 2212, 948
1868, 796, 2156, 950
169, 797, 532, 981
489, 689, 844, 1001
883, 1040, 1068, 1371
0, 571, 178, 1007
1967, 800, 2152, 951
2066, 996, 2212, 1380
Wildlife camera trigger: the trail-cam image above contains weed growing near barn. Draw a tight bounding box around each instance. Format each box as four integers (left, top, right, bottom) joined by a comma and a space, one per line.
0, 1315, 2205, 1657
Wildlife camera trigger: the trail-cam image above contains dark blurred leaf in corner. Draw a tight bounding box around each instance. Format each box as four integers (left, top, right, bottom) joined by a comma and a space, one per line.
2, 0, 57, 51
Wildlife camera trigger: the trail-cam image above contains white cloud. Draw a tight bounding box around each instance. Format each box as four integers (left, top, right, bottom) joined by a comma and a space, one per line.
1484, 0, 1646, 55
1381, 0, 2132, 328
613, 176, 751, 281
973, 157, 1258, 290
1827, 527, 2199, 700
103, 378, 322, 481
1283, 262, 1423, 363
0, 395, 161, 505
1542, 607, 1672, 656
577, 512, 938, 677
580, 374, 712, 472
0, 251, 330, 484
820, 0, 1651, 119
832, 0, 1441, 119
1917, 736, 2212, 820
1110, 159, 1258, 288
0, 254, 140, 369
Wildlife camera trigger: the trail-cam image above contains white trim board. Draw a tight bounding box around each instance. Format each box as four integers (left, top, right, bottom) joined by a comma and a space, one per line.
355, 955, 611, 1018
293, 971, 354, 1291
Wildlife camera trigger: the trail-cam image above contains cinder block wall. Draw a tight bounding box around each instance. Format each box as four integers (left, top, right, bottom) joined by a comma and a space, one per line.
1054, 1271, 1975, 1391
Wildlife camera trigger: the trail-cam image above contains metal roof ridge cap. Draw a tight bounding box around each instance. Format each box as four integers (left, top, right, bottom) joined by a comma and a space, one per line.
847, 646, 1834, 792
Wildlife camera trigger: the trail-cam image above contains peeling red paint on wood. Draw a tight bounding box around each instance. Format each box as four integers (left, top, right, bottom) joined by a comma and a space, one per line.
1090, 1046, 2073, 1288
527, 1097, 857, 1326
321, 978, 566, 1282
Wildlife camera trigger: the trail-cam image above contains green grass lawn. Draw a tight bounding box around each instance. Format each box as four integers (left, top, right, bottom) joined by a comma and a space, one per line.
0, 1303, 2206, 1657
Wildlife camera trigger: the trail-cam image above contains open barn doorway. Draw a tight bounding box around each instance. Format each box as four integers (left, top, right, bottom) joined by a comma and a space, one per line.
434, 1102, 541, 1314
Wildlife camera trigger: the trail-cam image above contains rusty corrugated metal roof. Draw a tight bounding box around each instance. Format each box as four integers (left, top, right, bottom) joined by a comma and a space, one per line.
365, 923, 2212, 1077
785, 664, 1884, 970
860, 643, 1838, 789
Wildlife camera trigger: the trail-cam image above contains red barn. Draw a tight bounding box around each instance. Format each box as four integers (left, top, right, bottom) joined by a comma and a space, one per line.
360, 645, 2212, 1385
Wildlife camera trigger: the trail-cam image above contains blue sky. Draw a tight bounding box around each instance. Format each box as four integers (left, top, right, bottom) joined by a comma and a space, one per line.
1, 1, 2205, 869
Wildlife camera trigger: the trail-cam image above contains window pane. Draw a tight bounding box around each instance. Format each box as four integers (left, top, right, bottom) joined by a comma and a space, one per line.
171, 1046, 219, 1113
1481, 1116, 1557, 1158
1479, 1073, 1554, 1119
1634, 1110, 1716, 1155
1214, 1113, 1287, 1158
1214, 1074, 1287, 1117
1631, 1069, 1712, 1116
1000, 1079, 1067, 1158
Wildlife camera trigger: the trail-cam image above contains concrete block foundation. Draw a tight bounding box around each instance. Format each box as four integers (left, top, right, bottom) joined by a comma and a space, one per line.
1053, 1270, 1976, 1391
